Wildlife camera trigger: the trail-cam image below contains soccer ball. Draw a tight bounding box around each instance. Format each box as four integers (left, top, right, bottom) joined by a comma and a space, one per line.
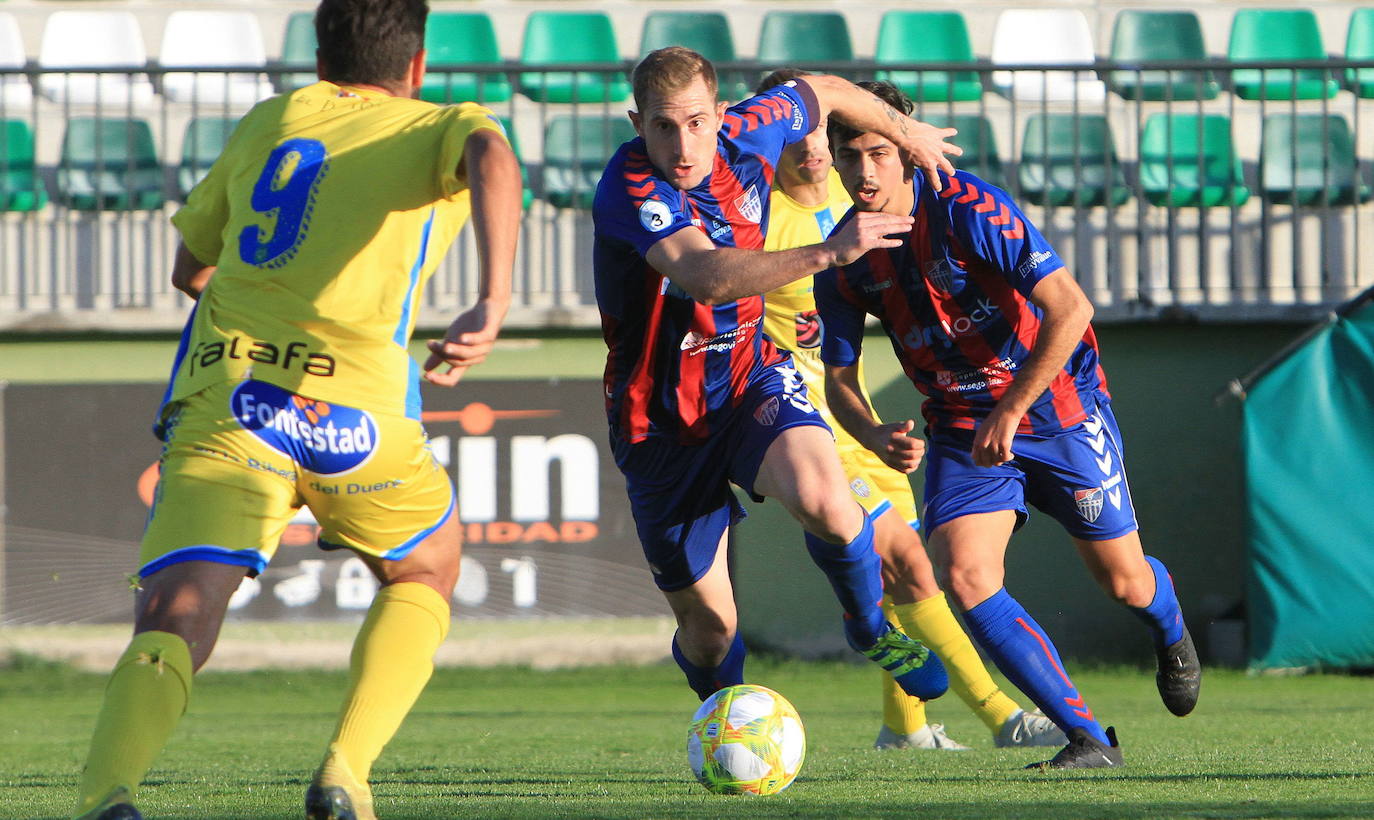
686, 684, 806, 795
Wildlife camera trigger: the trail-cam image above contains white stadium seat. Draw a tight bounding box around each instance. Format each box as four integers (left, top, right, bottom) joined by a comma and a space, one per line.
159, 11, 275, 106
38, 11, 156, 106
991, 9, 1106, 103
0, 13, 33, 111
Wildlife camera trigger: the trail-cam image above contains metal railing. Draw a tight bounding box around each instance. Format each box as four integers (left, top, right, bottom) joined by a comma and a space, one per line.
2, 58, 1373, 330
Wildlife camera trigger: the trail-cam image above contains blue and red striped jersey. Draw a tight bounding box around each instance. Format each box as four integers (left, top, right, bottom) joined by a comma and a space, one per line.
816, 169, 1109, 435
593, 82, 818, 444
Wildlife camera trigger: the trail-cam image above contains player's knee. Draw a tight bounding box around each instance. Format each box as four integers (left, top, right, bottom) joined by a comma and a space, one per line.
677, 610, 736, 663
792, 491, 859, 543
1100, 566, 1154, 608
944, 564, 1002, 611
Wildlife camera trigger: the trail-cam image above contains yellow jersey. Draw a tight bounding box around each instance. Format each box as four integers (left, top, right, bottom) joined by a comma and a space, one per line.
169, 81, 506, 420
761, 171, 872, 428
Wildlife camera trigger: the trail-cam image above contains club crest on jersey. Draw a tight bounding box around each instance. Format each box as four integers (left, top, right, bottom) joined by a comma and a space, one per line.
232, 380, 378, 475
638, 199, 673, 232
924, 259, 956, 292
734, 188, 763, 224
754, 396, 780, 426
794, 310, 822, 349
1074, 487, 1104, 523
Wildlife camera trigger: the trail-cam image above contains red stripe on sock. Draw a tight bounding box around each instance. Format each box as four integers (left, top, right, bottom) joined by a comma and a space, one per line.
1015, 616, 1075, 689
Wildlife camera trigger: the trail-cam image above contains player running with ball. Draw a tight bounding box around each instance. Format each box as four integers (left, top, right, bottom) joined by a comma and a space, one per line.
816, 82, 1201, 769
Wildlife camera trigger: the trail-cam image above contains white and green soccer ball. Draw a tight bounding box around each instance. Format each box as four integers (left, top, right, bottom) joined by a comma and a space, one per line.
686, 684, 806, 795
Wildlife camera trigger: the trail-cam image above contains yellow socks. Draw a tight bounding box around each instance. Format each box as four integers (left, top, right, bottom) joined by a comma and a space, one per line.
893, 593, 1021, 733
73, 631, 192, 818
880, 601, 927, 733
321, 581, 451, 787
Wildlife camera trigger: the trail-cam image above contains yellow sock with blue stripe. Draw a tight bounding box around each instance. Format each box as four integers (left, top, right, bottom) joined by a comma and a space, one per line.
893, 593, 1021, 733
73, 631, 192, 818
880, 599, 927, 733
320, 581, 451, 787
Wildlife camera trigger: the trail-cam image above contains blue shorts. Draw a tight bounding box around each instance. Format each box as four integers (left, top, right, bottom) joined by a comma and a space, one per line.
922, 399, 1139, 541
614, 362, 829, 591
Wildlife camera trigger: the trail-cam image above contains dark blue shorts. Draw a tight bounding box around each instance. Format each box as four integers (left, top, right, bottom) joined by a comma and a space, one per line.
922, 398, 1139, 542
614, 362, 830, 591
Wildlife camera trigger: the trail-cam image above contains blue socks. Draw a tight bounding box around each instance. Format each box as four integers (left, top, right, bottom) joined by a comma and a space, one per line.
965, 588, 1109, 745
803, 511, 888, 649
672, 631, 746, 701
1130, 555, 1185, 648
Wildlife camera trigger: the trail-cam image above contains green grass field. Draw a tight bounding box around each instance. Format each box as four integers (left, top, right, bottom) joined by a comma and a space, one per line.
3, 656, 1371, 820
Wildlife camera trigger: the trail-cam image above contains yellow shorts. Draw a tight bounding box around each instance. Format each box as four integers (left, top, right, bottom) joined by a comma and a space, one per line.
836, 438, 920, 527
139, 379, 454, 579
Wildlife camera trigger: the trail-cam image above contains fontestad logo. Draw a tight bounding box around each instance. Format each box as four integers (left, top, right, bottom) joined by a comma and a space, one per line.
233, 380, 378, 475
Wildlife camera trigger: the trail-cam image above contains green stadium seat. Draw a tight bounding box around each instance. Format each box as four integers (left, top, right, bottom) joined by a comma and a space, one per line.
278, 12, 318, 92
495, 117, 533, 211
421, 12, 511, 104
920, 113, 1004, 189
517, 12, 630, 104
542, 115, 635, 209
1108, 11, 1219, 101
1261, 114, 1371, 205
1345, 9, 1374, 98
1228, 9, 1338, 100
1139, 114, 1250, 208
57, 117, 164, 211
0, 119, 47, 211
178, 116, 237, 200
1018, 114, 1130, 208
756, 12, 853, 66
875, 12, 982, 103
640, 11, 748, 101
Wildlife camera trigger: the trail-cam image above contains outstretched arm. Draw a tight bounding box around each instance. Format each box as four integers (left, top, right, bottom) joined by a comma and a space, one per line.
826, 363, 925, 474
799, 75, 961, 191
424, 129, 522, 386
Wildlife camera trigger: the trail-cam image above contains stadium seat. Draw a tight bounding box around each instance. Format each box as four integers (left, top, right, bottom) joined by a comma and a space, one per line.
517, 12, 630, 104
1228, 9, 1338, 100
920, 113, 1004, 189
159, 11, 275, 106
640, 11, 748, 100
1139, 114, 1250, 208
1018, 114, 1130, 208
542, 114, 635, 209
421, 12, 511, 104
1261, 114, 1371, 206
874, 12, 982, 103
37, 11, 156, 106
756, 12, 853, 66
1345, 9, 1374, 98
177, 116, 237, 200
991, 10, 1106, 103
0, 13, 33, 112
57, 117, 164, 211
1108, 11, 1219, 101
278, 12, 318, 92
0, 119, 47, 211
495, 116, 533, 211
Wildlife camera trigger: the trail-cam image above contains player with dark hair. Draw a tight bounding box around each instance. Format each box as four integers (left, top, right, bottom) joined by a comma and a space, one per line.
818, 81, 1201, 769
70, 0, 522, 817
594, 47, 960, 708
754, 69, 1063, 751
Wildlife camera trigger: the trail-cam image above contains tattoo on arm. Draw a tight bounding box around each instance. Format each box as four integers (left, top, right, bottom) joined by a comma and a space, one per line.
872, 93, 909, 136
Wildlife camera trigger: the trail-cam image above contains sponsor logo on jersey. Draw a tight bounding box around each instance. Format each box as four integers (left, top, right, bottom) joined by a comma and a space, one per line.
794, 310, 822, 349
902, 297, 1002, 349
1016, 249, 1054, 277
638, 199, 673, 233
932, 358, 1017, 392
679, 318, 761, 356
232, 381, 378, 475
863, 279, 893, 293
754, 395, 780, 426
1074, 487, 1104, 523
734, 188, 763, 224
850, 478, 872, 498
188, 337, 336, 378
923, 259, 957, 292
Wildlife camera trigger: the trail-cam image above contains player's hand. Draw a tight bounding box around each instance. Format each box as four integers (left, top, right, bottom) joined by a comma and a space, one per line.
825, 212, 914, 267
898, 120, 961, 193
865, 419, 925, 473
423, 298, 508, 387
970, 406, 1021, 467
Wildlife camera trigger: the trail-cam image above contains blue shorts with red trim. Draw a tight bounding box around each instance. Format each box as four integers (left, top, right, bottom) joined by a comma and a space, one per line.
614, 361, 829, 591
922, 398, 1139, 541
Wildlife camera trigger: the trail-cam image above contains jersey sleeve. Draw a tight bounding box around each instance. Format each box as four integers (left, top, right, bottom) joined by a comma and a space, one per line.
941, 171, 1065, 298
592, 146, 694, 258
816, 267, 867, 368
720, 80, 820, 167
437, 102, 511, 199
171, 140, 234, 266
